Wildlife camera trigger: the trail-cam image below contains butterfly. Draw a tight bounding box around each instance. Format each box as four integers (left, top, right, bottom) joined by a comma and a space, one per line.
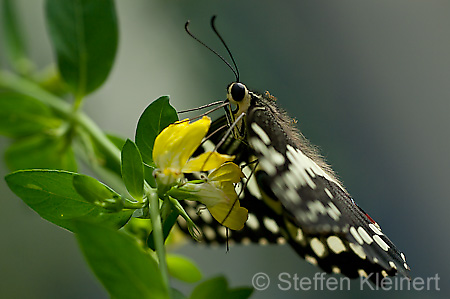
178, 16, 411, 285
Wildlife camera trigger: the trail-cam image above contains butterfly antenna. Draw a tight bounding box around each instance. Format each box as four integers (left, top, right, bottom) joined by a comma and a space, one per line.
187, 101, 230, 122
210, 15, 240, 82
178, 100, 225, 114
185, 19, 239, 81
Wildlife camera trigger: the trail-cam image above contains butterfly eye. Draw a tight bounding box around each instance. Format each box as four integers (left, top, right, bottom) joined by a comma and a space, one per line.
230, 83, 246, 102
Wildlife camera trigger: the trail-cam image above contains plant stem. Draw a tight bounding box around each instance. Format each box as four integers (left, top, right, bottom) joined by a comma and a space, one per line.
0, 70, 121, 166
148, 191, 169, 290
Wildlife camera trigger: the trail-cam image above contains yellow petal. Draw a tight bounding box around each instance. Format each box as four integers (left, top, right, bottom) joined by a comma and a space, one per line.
153, 119, 189, 167
208, 201, 248, 230
183, 152, 234, 173
153, 117, 211, 170
208, 162, 244, 183
177, 117, 211, 166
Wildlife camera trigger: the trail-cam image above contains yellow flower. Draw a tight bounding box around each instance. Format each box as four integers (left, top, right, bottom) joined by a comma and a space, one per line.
153, 116, 234, 187
170, 162, 248, 230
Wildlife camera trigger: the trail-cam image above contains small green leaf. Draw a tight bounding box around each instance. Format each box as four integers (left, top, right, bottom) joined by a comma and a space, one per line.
0, 92, 61, 137
121, 139, 144, 200
228, 288, 254, 299
73, 174, 123, 211
167, 254, 202, 283
5, 170, 132, 231
45, 0, 118, 96
135, 96, 178, 167
1, 0, 32, 73
75, 222, 170, 299
189, 276, 228, 299
5, 135, 77, 172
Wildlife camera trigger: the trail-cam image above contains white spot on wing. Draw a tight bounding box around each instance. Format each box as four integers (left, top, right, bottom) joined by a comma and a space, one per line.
218, 226, 228, 238
251, 123, 271, 145
286, 145, 343, 189
357, 227, 374, 244
242, 237, 251, 245
249, 138, 285, 174
326, 202, 341, 221
199, 211, 212, 223
324, 188, 334, 199
332, 266, 341, 274
242, 166, 263, 199
246, 214, 260, 230
389, 261, 397, 270
277, 237, 286, 244
310, 238, 326, 257
358, 269, 368, 278
349, 243, 366, 259
259, 238, 269, 245
256, 154, 277, 176
327, 236, 346, 254
305, 255, 318, 265
307, 200, 326, 215
178, 216, 187, 228
263, 217, 279, 234
350, 226, 364, 245
285, 188, 301, 203
373, 235, 390, 251
203, 226, 215, 240
296, 228, 304, 242
400, 252, 406, 262
369, 223, 382, 235
186, 207, 198, 220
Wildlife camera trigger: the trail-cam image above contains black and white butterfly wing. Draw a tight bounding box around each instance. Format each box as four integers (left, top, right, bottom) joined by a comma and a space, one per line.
178, 87, 410, 284
245, 92, 411, 282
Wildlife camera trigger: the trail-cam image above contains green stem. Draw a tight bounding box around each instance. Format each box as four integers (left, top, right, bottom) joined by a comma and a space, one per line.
0, 70, 121, 166
148, 191, 169, 290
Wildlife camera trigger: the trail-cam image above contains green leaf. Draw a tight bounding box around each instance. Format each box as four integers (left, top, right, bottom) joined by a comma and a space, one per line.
189, 276, 228, 299
228, 288, 254, 299
5, 135, 77, 172
5, 170, 132, 231
75, 222, 169, 299
135, 96, 178, 167
45, 0, 118, 96
1, 0, 32, 73
73, 174, 124, 211
167, 254, 202, 283
188, 276, 252, 299
121, 139, 144, 200
0, 92, 62, 137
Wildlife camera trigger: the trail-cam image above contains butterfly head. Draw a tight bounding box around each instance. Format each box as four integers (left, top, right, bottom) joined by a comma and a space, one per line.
227, 82, 251, 117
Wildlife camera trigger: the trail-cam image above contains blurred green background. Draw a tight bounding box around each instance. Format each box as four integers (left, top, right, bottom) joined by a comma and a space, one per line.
0, 0, 448, 298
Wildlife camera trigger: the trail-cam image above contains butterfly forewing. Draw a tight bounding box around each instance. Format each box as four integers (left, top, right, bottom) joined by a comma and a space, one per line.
177, 85, 410, 285
245, 91, 410, 282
